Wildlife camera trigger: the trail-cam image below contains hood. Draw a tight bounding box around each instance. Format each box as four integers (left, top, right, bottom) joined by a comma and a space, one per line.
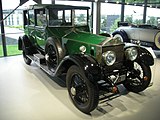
63, 30, 107, 45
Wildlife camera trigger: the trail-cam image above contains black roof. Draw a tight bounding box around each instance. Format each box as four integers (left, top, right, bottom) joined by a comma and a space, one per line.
29, 4, 90, 10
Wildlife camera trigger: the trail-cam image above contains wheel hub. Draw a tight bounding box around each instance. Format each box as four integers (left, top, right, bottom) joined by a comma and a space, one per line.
45, 54, 49, 61
71, 87, 76, 96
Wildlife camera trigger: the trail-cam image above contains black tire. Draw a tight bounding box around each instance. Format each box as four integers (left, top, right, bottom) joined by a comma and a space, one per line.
113, 33, 125, 42
22, 36, 32, 65
66, 65, 99, 114
112, 30, 129, 42
123, 61, 151, 93
45, 39, 59, 71
22, 51, 32, 65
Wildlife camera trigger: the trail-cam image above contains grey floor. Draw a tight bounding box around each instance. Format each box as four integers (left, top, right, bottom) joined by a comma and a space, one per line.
0, 55, 160, 120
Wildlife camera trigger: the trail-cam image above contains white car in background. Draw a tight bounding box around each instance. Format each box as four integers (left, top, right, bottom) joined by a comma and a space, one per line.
112, 22, 160, 50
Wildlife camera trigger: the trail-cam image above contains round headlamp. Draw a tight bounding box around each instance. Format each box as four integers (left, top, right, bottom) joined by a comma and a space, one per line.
102, 51, 116, 66
125, 47, 138, 61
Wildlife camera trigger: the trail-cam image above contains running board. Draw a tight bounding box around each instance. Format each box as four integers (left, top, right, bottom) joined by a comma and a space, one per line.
27, 54, 55, 77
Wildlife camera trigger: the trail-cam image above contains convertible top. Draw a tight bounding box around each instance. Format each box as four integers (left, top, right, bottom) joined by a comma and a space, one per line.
29, 4, 90, 10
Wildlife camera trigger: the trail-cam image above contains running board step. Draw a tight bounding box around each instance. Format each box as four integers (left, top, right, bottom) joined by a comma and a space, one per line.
33, 54, 45, 66
27, 54, 55, 77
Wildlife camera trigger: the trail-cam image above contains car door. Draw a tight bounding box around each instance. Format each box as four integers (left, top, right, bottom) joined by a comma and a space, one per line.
34, 9, 47, 49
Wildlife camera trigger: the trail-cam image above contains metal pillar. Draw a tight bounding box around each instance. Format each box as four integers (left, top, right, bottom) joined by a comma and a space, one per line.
121, 0, 125, 22
143, 0, 147, 24
93, 1, 101, 34
0, 0, 7, 56
52, 0, 55, 4
96, 1, 101, 34
91, 2, 94, 33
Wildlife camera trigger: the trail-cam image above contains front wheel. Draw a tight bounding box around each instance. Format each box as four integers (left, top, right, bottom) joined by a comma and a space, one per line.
123, 61, 151, 93
66, 65, 99, 114
113, 34, 124, 42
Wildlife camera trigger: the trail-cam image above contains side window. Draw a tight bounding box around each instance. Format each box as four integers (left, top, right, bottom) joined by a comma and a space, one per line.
65, 10, 71, 23
36, 9, 46, 27
48, 9, 71, 26
29, 10, 35, 25
48, 10, 62, 26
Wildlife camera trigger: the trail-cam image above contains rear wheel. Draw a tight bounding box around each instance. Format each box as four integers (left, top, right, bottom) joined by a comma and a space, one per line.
123, 61, 151, 93
45, 39, 59, 71
22, 35, 32, 65
66, 65, 99, 113
22, 51, 32, 65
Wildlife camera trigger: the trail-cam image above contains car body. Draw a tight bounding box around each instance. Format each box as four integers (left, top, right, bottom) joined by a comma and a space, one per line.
18, 4, 154, 114
112, 22, 160, 50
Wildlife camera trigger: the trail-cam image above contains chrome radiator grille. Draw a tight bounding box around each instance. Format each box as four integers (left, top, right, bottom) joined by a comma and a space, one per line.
102, 44, 125, 71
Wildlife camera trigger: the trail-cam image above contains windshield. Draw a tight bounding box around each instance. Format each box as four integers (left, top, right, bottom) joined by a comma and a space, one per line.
74, 10, 88, 26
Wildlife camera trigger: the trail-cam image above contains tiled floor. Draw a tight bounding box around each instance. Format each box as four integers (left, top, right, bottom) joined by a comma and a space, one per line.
0, 55, 160, 120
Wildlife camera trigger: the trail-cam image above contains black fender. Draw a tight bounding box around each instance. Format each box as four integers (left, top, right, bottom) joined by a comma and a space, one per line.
20, 35, 37, 55
125, 46, 154, 66
112, 29, 129, 42
136, 47, 154, 66
55, 54, 101, 83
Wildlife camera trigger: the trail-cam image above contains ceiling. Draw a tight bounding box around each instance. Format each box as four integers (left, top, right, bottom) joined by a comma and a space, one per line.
58, 0, 160, 8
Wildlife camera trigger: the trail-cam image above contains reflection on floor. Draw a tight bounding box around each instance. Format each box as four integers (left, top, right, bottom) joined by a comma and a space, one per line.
0, 55, 160, 120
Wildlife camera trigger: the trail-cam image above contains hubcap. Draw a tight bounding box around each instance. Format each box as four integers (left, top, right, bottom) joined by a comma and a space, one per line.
71, 87, 76, 96
45, 54, 49, 61
46, 45, 58, 68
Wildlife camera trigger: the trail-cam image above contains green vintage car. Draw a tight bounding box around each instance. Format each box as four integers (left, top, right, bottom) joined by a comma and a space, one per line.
18, 4, 154, 113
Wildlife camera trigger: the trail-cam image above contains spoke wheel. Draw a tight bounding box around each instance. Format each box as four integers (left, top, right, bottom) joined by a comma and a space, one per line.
45, 40, 59, 71
123, 61, 151, 93
66, 65, 99, 114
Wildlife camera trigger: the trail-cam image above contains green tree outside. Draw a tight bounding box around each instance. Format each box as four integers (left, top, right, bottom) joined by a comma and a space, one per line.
77, 14, 85, 22
125, 15, 133, 23
110, 17, 120, 33
147, 16, 158, 26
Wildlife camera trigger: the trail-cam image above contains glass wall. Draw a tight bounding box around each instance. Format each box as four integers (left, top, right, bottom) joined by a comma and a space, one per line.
101, 3, 121, 34
0, 0, 36, 56
146, 7, 160, 27
124, 5, 144, 25
1, 0, 22, 56
0, 42, 3, 56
